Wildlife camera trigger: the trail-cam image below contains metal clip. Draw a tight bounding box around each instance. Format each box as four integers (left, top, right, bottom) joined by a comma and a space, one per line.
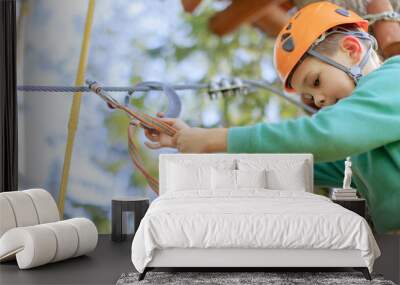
124, 89, 134, 107
208, 81, 221, 100
208, 78, 248, 99
86, 79, 120, 109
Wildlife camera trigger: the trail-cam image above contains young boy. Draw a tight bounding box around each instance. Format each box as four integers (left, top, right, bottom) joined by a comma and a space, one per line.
137, 2, 400, 234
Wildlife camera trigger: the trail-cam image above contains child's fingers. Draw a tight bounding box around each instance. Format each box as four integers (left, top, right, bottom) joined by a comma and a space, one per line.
157, 117, 177, 126
171, 133, 179, 146
131, 120, 160, 139
144, 141, 162, 149
144, 129, 160, 142
156, 111, 165, 117
143, 125, 160, 136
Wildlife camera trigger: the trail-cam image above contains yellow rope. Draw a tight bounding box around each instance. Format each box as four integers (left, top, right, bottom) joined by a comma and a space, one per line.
58, 0, 96, 217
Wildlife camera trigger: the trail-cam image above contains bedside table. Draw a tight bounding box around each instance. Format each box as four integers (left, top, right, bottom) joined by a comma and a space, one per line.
331, 198, 366, 218
111, 197, 149, 242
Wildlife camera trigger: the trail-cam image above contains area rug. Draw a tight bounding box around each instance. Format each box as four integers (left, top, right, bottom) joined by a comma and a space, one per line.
116, 271, 396, 285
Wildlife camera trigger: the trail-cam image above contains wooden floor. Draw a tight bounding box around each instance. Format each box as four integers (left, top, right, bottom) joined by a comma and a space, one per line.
373, 233, 400, 284
0, 235, 134, 285
1, 234, 398, 285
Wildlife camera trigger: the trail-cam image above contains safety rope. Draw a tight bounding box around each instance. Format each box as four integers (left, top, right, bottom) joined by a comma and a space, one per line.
87, 80, 179, 195
57, 0, 95, 217
17, 79, 317, 114
17, 84, 208, 93
364, 11, 400, 25
241, 79, 317, 114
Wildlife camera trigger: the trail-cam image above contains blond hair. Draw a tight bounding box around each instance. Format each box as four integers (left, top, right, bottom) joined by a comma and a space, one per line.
287, 24, 382, 89
312, 24, 382, 66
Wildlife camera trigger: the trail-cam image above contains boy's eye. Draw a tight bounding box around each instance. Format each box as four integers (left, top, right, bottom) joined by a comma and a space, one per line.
313, 77, 320, 87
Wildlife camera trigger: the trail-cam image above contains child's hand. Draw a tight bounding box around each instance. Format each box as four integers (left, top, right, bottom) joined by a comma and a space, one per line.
173, 127, 213, 153
131, 111, 189, 150
133, 111, 227, 153
132, 111, 213, 153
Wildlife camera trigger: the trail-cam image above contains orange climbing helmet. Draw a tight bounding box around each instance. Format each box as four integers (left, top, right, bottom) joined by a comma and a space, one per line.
273, 1, 372, 93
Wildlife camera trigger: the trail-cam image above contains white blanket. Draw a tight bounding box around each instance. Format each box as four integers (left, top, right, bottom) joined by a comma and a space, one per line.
131, 189, 380, 273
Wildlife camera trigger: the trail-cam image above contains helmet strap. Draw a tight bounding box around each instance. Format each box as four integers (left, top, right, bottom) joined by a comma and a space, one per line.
306, 30, 375, 85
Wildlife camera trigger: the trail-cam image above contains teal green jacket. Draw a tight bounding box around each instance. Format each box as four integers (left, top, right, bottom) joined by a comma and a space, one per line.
227, 56, 400, 234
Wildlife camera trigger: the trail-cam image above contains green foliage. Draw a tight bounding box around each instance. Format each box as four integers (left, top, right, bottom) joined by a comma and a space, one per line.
71, 202, 111, 234
314, 187, 330, 197
104, 111, 130, 144
103, 2, 300, 196
104, 160, 126, 174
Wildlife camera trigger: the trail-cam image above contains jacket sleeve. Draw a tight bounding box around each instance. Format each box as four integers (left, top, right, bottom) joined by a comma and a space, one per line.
227, 64, 400, 163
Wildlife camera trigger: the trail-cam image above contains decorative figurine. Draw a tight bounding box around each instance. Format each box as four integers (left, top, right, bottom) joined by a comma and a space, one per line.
343, 156, 353, 189
331, 156, 358, 200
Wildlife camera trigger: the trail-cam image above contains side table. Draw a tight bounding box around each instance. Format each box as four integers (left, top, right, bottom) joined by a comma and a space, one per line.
331, 198, 366, 218
112, 197, 149, 242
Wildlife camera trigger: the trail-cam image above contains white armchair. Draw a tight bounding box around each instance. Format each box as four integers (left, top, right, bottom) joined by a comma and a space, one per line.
0, 188, 98, 269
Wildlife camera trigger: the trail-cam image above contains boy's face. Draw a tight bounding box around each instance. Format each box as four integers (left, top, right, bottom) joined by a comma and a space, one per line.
289, 33, 370, 110
290, 51, 356, 109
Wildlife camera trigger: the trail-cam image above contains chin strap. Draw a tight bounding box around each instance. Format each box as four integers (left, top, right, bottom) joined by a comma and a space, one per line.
306, 29, 377, 85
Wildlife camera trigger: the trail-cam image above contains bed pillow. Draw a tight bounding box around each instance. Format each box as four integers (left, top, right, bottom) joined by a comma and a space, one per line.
166, 161, 212, 192
211, 168, 236, 190
236, 169, 268, 189
266, 167, 307, 191
237, 159, 307, 191
211, 168, 268, 191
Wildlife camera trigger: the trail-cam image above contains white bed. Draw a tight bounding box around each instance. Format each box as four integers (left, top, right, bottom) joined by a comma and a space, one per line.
131, 153, 380, 281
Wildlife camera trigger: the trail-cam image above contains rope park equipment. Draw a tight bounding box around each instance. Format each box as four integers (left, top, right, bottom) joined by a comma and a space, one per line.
29, 0, 399, 215
87, 80, 179, 195
87, 79, 317, 195
18, 78, 317, 197
363, 10, 400, 25
17, 78, 317, 113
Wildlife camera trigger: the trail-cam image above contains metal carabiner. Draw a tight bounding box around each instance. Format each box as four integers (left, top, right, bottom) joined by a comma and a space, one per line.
86, 79, 120, 109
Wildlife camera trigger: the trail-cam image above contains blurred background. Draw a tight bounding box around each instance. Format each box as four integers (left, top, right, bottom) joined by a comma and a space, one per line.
16, 0, 313, 233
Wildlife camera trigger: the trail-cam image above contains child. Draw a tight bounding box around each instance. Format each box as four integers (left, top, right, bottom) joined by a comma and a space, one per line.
136, 2, 400, 234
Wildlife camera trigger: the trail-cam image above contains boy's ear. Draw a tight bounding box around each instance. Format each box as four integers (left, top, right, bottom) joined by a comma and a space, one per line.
340, 35, 363, 64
